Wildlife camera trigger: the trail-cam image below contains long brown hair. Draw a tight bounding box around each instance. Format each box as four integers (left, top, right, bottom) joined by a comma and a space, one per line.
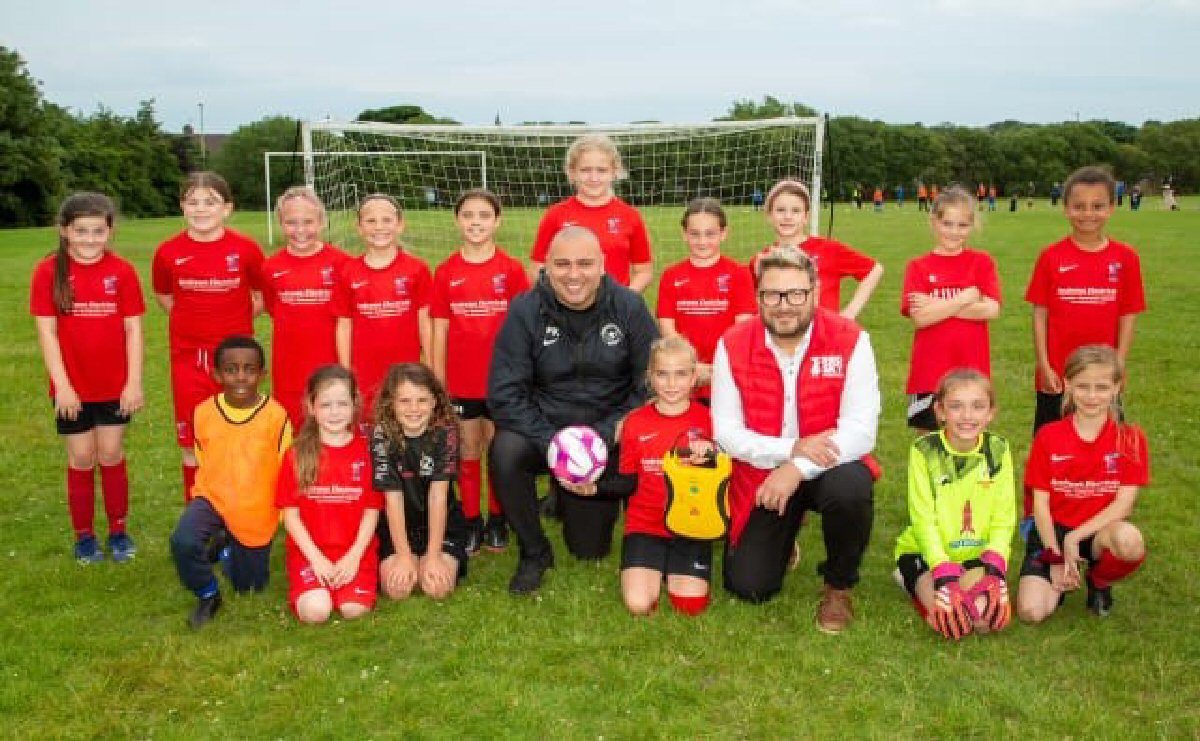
292, 365, 360, 490
373, 363, 458, 451
53, 192, 117, 313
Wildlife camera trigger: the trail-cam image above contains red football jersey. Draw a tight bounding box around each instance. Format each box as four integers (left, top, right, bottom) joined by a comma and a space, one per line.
656, 256, 756, 393
152, 229, 263, 351
1024, 237, 1146, 392
901, 249, 1001, 394
530, 196, 652, 286
1025, 419, 1149, 529
30, 252, 146, 401
619, 402, 713, 538
430, 248, 530, 399
334, 251, 431, 406
276, 437, 382, 564
262, 244, 350, 425
749, 237, 877, 311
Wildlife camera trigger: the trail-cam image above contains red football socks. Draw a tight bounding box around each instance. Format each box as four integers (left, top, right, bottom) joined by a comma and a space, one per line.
67, 466, 95, 538
460, 459, 482, 520
182, 463, 197, 503
1089, 549, 1145, 589
100, 460, 129, 535
668, 592, 711, 616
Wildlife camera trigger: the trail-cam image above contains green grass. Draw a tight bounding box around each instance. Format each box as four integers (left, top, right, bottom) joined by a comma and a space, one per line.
1, 198, 1198, 738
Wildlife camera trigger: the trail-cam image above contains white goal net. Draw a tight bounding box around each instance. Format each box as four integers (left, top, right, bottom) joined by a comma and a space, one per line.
300, 117, 824, 268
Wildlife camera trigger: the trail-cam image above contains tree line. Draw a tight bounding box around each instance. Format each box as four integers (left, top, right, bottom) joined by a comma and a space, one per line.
2, 45, 1196, 227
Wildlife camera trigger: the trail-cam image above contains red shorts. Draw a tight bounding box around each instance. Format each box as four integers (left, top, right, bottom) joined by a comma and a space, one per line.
170, 346, 220, 448
287, 551, 379, 614
272, 373, 305, 431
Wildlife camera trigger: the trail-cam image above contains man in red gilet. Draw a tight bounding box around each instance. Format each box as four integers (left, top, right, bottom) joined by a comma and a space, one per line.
711, 247, 881, 634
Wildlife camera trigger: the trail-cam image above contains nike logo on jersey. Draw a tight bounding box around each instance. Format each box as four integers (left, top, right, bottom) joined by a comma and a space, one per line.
353, 587, 372, 596
638, 433, 658, 443
351, 280, 369, 289
272, 270, 289, 279
692, 561, 710, 572
562, 221, 577, 228
1050, 454, 1073, 462
449, 278, 466, 287
1058, 265, 1079, 273
175, 256, 194, 265
674, 279, 689, 287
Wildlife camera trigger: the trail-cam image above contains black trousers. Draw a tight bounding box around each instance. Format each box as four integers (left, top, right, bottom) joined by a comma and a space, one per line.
170, 497, 271, 595
489, 428, 620, 561
723, 461, 874, 603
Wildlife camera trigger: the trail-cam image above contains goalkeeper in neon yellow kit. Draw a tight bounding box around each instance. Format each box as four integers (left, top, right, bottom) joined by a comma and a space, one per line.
894, 370, 1016, 640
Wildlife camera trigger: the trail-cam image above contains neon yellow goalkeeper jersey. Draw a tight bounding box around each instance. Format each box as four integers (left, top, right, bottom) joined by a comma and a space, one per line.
894, 430, 1016, 567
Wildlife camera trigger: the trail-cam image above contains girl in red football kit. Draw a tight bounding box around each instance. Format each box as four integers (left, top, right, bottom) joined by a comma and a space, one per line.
1025, 165, 1146, 434
901, 186, 1001, 432
261, 187, 349, 428
335, 194, 432, 415
529, 134, 653, 292
153, 172, 264, 501
749, 179, 883, 319
277, 365, 381, 623
1017, 345, 1149, 622
656, 198, 756, 401
430, 189, 530, 553
31, 192, 145, 564
618, 336, 714, 616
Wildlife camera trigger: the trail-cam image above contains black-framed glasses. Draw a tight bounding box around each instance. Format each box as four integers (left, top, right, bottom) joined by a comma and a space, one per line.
758, 288, 812, 306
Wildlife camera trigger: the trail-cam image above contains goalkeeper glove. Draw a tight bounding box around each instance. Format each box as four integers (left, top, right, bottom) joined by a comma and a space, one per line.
965, 550, 1011, 631
928, 563, 972, 641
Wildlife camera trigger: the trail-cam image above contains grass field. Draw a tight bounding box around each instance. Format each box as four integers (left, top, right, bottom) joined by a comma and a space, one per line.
1, 198, 1198, 738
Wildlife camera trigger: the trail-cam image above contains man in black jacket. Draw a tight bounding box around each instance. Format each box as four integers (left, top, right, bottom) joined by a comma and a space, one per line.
489, 226, 658, 594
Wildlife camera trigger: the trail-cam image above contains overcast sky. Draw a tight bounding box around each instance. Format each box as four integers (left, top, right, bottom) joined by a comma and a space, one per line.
5, 0, 1198, 133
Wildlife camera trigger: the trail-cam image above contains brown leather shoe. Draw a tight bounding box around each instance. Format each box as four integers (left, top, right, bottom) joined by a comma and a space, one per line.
816, 586, 854, 634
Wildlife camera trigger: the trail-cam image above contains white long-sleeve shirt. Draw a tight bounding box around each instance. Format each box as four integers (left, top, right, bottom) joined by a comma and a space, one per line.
711, 324, 881, 480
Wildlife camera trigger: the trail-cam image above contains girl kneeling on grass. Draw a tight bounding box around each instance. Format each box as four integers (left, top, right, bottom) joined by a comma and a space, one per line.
31, 192, 145, 564
1018, 345, 1149, 622
618, 336, 715, 616
371, 363, 471, 601
893, 369, 1016, 640
277, 366, 382, 623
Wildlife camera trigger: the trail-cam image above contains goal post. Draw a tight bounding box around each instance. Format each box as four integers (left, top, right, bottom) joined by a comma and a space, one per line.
264, 150, 487, 247
300, 116, 825, 267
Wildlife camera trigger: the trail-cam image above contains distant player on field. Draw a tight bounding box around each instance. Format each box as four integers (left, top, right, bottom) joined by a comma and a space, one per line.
656, 198, 755, 402
529, 134, 653, 292
261, 187, 348, 428
153, 172, 264, 502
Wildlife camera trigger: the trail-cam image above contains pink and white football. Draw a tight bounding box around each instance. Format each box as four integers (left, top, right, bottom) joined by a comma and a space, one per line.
547, 425, 608, 485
